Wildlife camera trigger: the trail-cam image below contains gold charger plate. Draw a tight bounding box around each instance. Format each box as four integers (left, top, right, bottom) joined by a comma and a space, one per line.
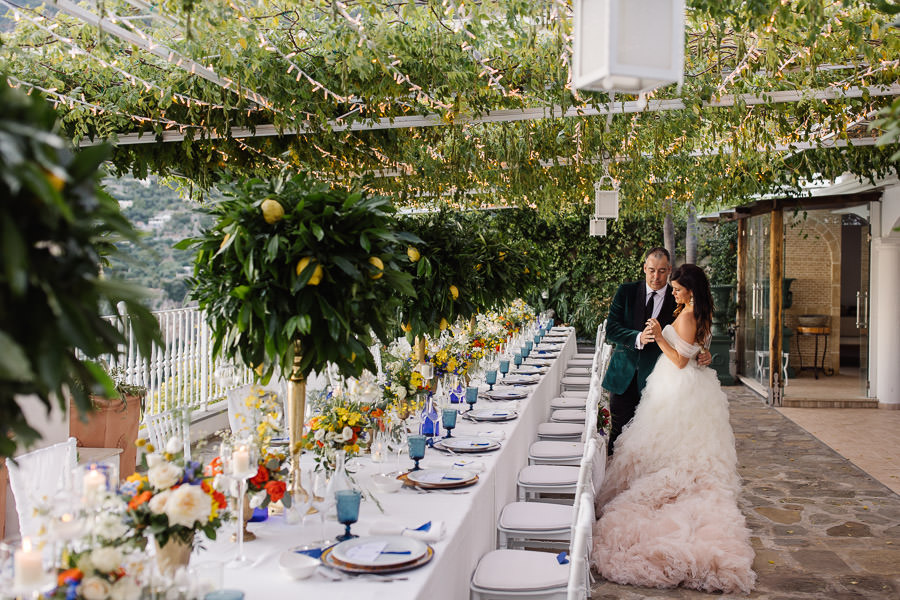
321, 544, 434, 574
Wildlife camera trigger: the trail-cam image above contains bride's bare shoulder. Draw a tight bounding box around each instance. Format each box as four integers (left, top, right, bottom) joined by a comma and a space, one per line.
672, 311, 698, 344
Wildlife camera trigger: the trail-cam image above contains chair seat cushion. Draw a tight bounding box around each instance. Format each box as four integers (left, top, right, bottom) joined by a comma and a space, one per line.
550, 396, 585, 409
537, 422, 583, 438
518, 464, 580, 486
473, 549, 569, 591
561, 376, 590, 385
552, 409, 586, 423
561, 390, 589, 398
530, 440, 585, 459
499, 502, 573, 531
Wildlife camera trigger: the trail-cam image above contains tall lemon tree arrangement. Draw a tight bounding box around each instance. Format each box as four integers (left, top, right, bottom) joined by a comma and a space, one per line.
0, 75, 161, 460
180, 175, 415, 485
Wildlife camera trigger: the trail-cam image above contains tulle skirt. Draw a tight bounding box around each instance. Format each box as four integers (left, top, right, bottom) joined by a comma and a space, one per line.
592, 357, 756, 594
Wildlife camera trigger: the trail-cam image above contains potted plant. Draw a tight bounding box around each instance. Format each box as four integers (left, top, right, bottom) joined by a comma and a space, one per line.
179, 174, 415, 490
0, 74, 160, 462
69, 364, 146, 478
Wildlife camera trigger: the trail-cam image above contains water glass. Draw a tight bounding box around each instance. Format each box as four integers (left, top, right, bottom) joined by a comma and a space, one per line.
465, 386, 479, 411
441, 408, 457, 438
499, 359, 510, 377
335, 490, 361, 541
525, 340, 533, 354
408, 434, 426, 471
485, 370, 498, 391
534, 334, 541, 345
513, 352, 523, 369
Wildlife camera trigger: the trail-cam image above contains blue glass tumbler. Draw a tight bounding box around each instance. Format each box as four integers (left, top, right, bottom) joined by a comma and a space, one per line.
465, 386, 479, 412
335, 489, 361, 541
408, 434, 426, 471
513, 352, 523, 369
442, 408, 457, 438
525, 341, 533, 354
485, 370, 498, 391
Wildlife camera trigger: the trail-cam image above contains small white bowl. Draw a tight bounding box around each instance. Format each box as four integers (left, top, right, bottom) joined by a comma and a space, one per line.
371, 473, 403, 493
278, 551, 319, 580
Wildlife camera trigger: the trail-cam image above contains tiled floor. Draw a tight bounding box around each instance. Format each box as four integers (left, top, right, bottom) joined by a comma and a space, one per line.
777, 406, 900, 495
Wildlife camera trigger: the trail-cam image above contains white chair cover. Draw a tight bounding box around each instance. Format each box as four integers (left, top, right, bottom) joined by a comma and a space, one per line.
7, 437, 77, 539
566, 493, 595, 600
226, 384, 259, 439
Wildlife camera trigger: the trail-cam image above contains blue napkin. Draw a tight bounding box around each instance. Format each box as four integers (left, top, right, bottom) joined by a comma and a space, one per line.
556, 551, 569, 565
414, 521, 432, 532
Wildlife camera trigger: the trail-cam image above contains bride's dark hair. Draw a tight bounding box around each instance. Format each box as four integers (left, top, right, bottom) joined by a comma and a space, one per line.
670, 263, 714, 345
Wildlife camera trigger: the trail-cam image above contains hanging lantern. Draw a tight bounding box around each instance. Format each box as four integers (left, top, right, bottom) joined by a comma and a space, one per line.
590, 175, 619, 237
573, 0, 686, 94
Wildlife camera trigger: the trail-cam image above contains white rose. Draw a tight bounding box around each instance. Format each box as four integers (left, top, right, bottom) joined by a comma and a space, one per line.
164, 484, 210, 528
147, 462, 182, 490
148, 489, 171, 514
93, 513, 128, 540
80, 576, 111, 600
109, 576, 140, 600
145, 454, 163, 468
394, 385, 407, 401
249, 491, 265, 509
314, 429, 325, 442
341, 426, 354, 442
165, 436, 182, 455
91, 546, 122, 574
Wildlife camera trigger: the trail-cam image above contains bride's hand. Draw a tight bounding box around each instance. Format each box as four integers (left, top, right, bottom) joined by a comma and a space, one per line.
647, 318, 663, 340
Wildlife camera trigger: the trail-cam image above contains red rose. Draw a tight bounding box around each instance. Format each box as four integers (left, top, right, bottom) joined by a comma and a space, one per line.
249, 465, 269, 487
265, 480, 286, 503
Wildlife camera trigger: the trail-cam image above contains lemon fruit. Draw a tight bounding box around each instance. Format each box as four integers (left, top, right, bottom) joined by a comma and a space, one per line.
449, 285, 459, 300
368, 256, 384, 279
296, 256, 324, 285
261, 199, 284, 224
407, 246, 421, 262
439, 318, 449, 331
44, 170, 65, 192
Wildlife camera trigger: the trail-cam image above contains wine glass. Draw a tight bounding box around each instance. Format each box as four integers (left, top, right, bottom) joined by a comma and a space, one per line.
335, 490, 361, 542
441, 408, 457, 438
407, 434, 426, 471
307, 471, 334, 547
220, 440, 258, 568
464, 386, 479, 412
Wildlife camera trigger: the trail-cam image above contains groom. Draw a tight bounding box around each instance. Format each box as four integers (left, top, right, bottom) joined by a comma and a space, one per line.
603, 247, 698, 453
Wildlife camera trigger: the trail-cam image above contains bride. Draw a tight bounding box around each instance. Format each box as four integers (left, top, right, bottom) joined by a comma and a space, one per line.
592, 264, 756, 594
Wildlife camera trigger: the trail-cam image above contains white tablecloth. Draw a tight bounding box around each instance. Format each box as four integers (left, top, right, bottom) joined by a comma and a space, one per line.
203, 329, 576, 600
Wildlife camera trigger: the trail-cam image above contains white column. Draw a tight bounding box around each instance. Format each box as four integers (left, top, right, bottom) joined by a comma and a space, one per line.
872, 233, 900, 408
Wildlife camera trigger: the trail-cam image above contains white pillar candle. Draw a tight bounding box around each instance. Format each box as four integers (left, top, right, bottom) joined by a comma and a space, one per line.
232, 446, 250, 475
83, 467, 106, 504
14, 537, 43, 588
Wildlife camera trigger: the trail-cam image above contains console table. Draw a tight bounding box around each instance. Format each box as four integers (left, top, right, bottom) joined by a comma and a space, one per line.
795, 326, 832, 379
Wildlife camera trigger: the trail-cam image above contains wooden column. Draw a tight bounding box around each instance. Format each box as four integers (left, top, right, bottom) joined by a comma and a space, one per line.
769, 205, 784, 405
735, 218, 747, 374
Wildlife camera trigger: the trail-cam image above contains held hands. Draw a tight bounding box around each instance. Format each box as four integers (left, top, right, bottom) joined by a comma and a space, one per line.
641, 318, 663, 345
697, 349, 712, 367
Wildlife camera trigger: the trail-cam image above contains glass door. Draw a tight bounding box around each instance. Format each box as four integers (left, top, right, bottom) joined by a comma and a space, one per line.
856, 219, 871, 396
742, 214, 771, 384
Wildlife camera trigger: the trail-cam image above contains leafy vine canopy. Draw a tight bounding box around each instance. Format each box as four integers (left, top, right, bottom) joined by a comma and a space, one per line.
1, 0, 897, 213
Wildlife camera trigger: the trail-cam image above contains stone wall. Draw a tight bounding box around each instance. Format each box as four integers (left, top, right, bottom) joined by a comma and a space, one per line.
784, 211, 842, 375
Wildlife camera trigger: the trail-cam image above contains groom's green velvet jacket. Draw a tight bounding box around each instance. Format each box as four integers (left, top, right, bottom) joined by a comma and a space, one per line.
602, 280, 676, 395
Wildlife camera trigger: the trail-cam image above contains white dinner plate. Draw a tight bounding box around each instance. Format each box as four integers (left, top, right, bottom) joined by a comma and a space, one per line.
484, 389, 527, 400
330, 535, 428, 568
406, 468, 478, 486
503, 374, 539, 385
435, 437, 500, 452
469, 408, 518, 421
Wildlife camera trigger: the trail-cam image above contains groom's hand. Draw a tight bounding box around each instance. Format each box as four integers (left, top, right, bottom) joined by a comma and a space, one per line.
639, 324, 655, 345
697, 349, 712, 367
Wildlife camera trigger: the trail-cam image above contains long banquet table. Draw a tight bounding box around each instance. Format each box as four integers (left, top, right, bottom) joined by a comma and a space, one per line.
200, 329, 576, 600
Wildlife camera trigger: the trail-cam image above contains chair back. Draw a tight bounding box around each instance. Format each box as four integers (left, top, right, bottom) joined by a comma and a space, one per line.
570, 438, 598, 533
227, 385, 259, 439
145, 409, 191, 460
581, 387, 600, 442
7, 437, 77, 539
566, 493, 595, 600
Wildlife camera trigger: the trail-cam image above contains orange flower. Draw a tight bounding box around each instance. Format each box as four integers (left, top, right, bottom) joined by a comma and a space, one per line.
128, 490, 152, 510
265, 480, 286, 503
204, 456, 223, 477
58, 568, 83, 586
249, 465, 269, 487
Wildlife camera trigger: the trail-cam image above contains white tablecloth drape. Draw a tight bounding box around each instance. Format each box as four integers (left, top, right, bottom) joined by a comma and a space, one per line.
204, 329, 575, 600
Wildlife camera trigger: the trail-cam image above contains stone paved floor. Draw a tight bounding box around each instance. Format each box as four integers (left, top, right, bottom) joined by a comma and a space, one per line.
591, 386, 900, 600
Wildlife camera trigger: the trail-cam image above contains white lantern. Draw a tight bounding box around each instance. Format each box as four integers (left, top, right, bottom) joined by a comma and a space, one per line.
593, 177, 619, 219
573, 0, 685, 94
589, 218, 608, 237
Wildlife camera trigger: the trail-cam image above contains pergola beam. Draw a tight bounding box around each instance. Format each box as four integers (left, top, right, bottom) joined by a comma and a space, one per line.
82, 82, 900, 147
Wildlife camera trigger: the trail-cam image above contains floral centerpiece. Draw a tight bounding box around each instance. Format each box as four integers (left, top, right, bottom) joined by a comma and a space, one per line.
51, 544, 140, 600
119, 444, 227, 574
302, 384, 382, 473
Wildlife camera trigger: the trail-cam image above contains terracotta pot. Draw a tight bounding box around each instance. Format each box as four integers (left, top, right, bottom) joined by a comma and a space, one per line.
69, 394, 143, 479
154, 533, 193, 578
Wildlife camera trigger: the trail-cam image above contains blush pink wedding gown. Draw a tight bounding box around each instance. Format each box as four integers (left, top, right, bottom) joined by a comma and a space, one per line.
592, 325, 756, 594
